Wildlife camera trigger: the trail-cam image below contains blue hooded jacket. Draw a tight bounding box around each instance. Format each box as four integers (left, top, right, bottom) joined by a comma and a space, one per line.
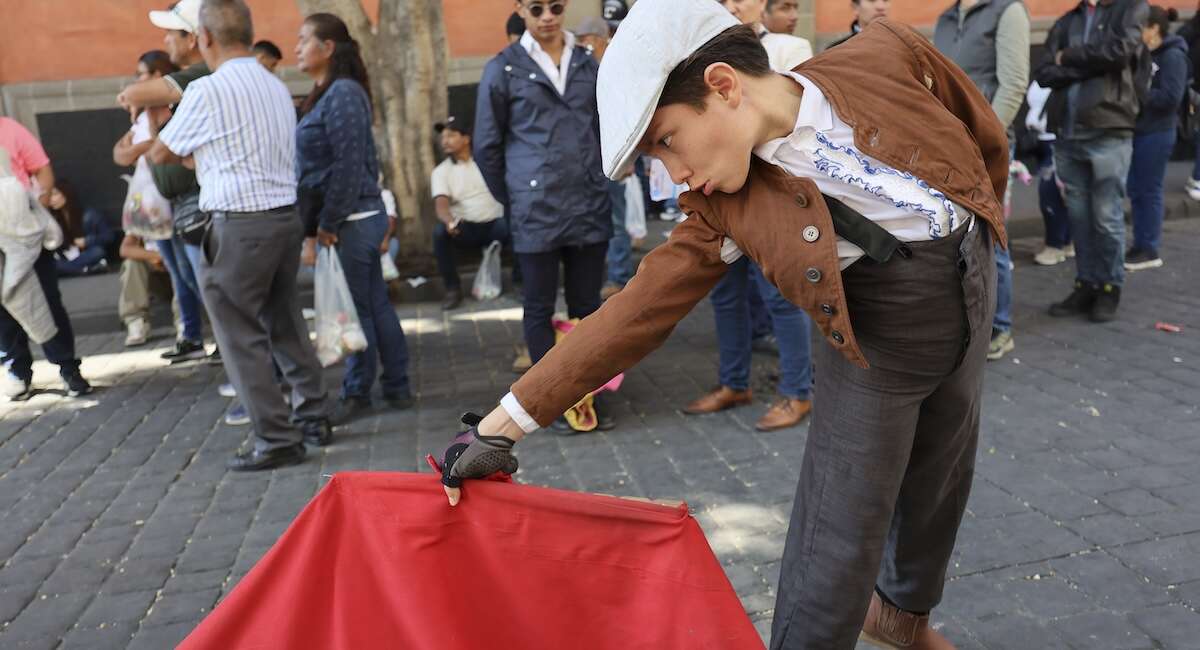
473, 41, 612, 254
1136, 33, 1190, 134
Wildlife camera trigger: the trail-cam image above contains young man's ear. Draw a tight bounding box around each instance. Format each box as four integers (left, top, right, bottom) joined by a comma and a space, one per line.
703, 62, 741, 107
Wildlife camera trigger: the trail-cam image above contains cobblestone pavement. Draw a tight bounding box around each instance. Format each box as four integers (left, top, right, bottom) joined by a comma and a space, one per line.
1, 221, 1198, 649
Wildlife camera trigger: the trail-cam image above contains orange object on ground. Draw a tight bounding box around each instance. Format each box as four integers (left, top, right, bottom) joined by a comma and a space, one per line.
179, 472, 763, 650
1155, 322, 1183, 333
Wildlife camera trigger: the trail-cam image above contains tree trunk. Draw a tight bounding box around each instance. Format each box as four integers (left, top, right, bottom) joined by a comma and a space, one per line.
295, 0, 448, 262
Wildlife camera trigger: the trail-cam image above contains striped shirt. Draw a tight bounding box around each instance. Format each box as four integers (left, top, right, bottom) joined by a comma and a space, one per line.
158, 57, 297, 212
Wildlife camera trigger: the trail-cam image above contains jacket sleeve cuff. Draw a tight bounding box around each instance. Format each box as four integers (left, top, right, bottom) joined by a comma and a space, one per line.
500, 392, 540, 433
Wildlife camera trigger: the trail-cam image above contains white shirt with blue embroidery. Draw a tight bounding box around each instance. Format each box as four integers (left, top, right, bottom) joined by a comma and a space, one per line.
748, 71, 966, 268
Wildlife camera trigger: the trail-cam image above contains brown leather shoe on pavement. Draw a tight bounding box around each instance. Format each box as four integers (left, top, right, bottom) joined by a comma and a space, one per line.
682, 386, 753, 415
860, 592, 955, 649
754, 398, 812, 432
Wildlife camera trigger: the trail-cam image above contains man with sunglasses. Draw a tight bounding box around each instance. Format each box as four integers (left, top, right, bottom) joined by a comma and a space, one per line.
474, 0, 615, 433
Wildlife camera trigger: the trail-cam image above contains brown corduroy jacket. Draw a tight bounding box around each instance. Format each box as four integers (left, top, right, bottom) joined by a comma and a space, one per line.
510, 19, 1010, 427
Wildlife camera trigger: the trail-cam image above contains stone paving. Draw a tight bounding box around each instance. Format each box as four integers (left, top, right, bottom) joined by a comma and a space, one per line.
1, 221, 1199, 649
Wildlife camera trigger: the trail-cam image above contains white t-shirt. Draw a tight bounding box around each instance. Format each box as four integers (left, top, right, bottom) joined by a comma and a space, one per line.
760, 30, 813, 71
430, 157, 504, 224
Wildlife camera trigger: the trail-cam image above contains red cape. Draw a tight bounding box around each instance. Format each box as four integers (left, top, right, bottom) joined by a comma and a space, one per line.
180, 472, 763, 649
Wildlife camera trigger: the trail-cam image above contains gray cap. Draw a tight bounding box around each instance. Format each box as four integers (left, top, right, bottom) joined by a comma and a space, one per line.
574, 16, 612, 39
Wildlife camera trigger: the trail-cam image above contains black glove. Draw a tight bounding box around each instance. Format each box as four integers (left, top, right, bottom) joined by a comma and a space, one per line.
441, 412, 519, 489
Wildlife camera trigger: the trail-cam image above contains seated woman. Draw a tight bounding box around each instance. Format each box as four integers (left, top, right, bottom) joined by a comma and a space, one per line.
49, 180, 119, 276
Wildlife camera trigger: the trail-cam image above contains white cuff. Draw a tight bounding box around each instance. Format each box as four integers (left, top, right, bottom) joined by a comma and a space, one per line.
500, 392, 540, 433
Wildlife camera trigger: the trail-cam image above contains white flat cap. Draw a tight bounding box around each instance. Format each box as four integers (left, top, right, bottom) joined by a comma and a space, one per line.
596, 0, 738, 180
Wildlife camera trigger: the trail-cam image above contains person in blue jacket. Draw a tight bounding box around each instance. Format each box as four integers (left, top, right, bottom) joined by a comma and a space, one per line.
1126, 5, 1189, 271
473, 0, 614, 432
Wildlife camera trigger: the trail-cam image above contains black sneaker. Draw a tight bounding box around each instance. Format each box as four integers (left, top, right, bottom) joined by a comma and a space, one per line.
63, 372, 93, 397
1089, 284, 1121, 323
227, 444, 306, 471
383, 392, 414, 411
1049, 281, 1097, 317
162, 339, 207, 364
442, 289, 463, 311
301, 419, 334, 447
751, 334, 780, 357
1124, 248, 1163, 272
331, 396, 373, 425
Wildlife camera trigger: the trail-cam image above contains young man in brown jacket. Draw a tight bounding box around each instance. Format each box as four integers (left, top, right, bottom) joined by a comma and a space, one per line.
442, 0, 1008, 647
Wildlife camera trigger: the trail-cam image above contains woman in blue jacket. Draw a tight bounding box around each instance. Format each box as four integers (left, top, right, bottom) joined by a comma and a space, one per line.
296, 13, 411, 421
1127, 6, 1189, 271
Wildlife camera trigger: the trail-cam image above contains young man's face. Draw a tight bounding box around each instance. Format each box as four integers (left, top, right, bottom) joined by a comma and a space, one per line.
640, 69, 759, 196
516, 0, 567, 41
763, 0, 800, 34
722, 0, 767, 26
440, 129, 470, 157
163, 29, 197, 66
855, 0, 890, 27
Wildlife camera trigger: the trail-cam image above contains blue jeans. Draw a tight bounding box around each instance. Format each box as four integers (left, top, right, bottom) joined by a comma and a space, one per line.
710, 257, 812, 400
1037, 141, 1071, 249
0, 250, 80, 381
55, 208, 117, 276
156, 237, 204, 342
336, 213, 410, 400
431, 218, 510, 290
1127, 128, 1175, 257
1055, 134, 1132, 287
605, 180, 633, 286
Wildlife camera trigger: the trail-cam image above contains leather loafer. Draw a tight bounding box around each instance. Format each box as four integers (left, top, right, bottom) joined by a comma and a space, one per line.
755, 398, 812, 432
302, 420, 334, 447
682, 386, 753, 415
227, 444, 306, 472
860, 591, 955, 649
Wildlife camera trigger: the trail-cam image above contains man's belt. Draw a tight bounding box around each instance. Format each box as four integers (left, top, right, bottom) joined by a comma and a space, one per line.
209, 205, 295, 220
821, 194, 911, 264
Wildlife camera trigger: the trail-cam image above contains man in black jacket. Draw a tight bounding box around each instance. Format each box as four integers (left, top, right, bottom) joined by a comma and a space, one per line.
1035, 0, 1149, 323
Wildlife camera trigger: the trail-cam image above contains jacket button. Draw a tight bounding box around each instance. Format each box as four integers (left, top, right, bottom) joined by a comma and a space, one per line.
529, 73, 537, 80
802, 226, 820, 243
794, 194, 808, 208
805, 267, 821, 283
530, 179, 539, 188
504, 65, 513, 72
831, 330, 845, 345
820, 303, 835, 315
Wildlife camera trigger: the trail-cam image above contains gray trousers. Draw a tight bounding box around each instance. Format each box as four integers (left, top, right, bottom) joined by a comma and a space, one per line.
201, 210, 328, 452
770, 221, 995, 649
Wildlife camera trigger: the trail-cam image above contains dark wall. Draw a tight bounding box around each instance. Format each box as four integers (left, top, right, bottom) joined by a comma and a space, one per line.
36, 108, 133, 225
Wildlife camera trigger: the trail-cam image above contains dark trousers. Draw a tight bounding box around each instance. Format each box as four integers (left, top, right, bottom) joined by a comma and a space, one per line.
1037, 141, 1072, 249
0, 250, 81, 382
770, 222, 995, 649
516, 242, 607, 364
1127, 128, 1175, 257
201, 211, 328, 452
432, 219, 510, 290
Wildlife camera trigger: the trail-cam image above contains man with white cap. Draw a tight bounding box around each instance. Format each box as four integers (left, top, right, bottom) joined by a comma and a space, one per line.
118, 0, 209, 114
441, 0, 1009, 648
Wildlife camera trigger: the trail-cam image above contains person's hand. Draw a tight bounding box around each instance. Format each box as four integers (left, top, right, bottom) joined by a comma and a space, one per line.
442, 413, 520, 506
117, 89, 134, 121
301, 237, 317, 266
379, 237, 391, 255
182, 156, 195, 170
317, 228, 338, 247
149, 254, 166, 272
73, 238, 87, 250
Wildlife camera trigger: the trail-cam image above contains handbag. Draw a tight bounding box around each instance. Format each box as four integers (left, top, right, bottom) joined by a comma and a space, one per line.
172, 192, 210, 247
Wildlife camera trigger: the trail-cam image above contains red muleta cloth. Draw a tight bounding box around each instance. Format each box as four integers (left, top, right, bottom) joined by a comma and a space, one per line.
180, 472, 763, 650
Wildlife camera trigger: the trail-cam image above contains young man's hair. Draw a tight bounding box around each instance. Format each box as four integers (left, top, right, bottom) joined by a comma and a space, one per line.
657, 25, 771, 111
253, 40, 282, 60
199, 0, 253, 48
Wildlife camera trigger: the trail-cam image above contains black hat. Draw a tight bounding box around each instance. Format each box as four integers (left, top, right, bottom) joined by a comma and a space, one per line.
602, 0, 628, 25
434, 116, 470, 137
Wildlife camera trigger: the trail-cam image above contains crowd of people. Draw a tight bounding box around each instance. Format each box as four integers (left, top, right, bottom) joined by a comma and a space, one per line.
0, 0, 1187, 482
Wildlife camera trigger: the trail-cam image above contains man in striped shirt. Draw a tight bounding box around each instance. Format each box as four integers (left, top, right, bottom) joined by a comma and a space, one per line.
151, 0, 330, 471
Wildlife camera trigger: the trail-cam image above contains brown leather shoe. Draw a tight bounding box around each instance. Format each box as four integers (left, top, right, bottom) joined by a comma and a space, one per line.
860, 592, 955, 649
754, 398, 812, 432
681, 386, 752, 415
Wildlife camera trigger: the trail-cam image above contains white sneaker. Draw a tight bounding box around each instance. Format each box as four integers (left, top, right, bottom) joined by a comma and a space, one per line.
1063, 243, 1075, 258
124, 317, 149, 347
2, 374, 31, 400
1186, 178, 1200, 201
1033, 246, 1068, 266
218, 382, 237, 398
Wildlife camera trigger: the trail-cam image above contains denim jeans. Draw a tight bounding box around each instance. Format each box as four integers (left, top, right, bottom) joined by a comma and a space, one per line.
1036, 141, 1072, 249
605, 180, 633, 286
516, 242, 606, 364
336, 213, 410, 400
710, 257, 812, 400
55, 208, 117, 276
156, 237, 204, 342
1127, 128, 1175, 257
431, 218, 510, 290
0, 250, 81, 382
1055, 134, 1132, 287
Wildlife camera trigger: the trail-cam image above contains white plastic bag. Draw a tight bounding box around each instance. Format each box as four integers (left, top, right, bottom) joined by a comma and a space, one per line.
623, 175, 647, 239
121, 159, 173, 240
472, 240, 502, 301
315, 247, 367, 367
380, 252, 400, 281
648, 157, 687, 202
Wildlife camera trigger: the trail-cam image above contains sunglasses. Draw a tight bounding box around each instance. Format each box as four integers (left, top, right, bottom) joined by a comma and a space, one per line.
525, 2, 565, 18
